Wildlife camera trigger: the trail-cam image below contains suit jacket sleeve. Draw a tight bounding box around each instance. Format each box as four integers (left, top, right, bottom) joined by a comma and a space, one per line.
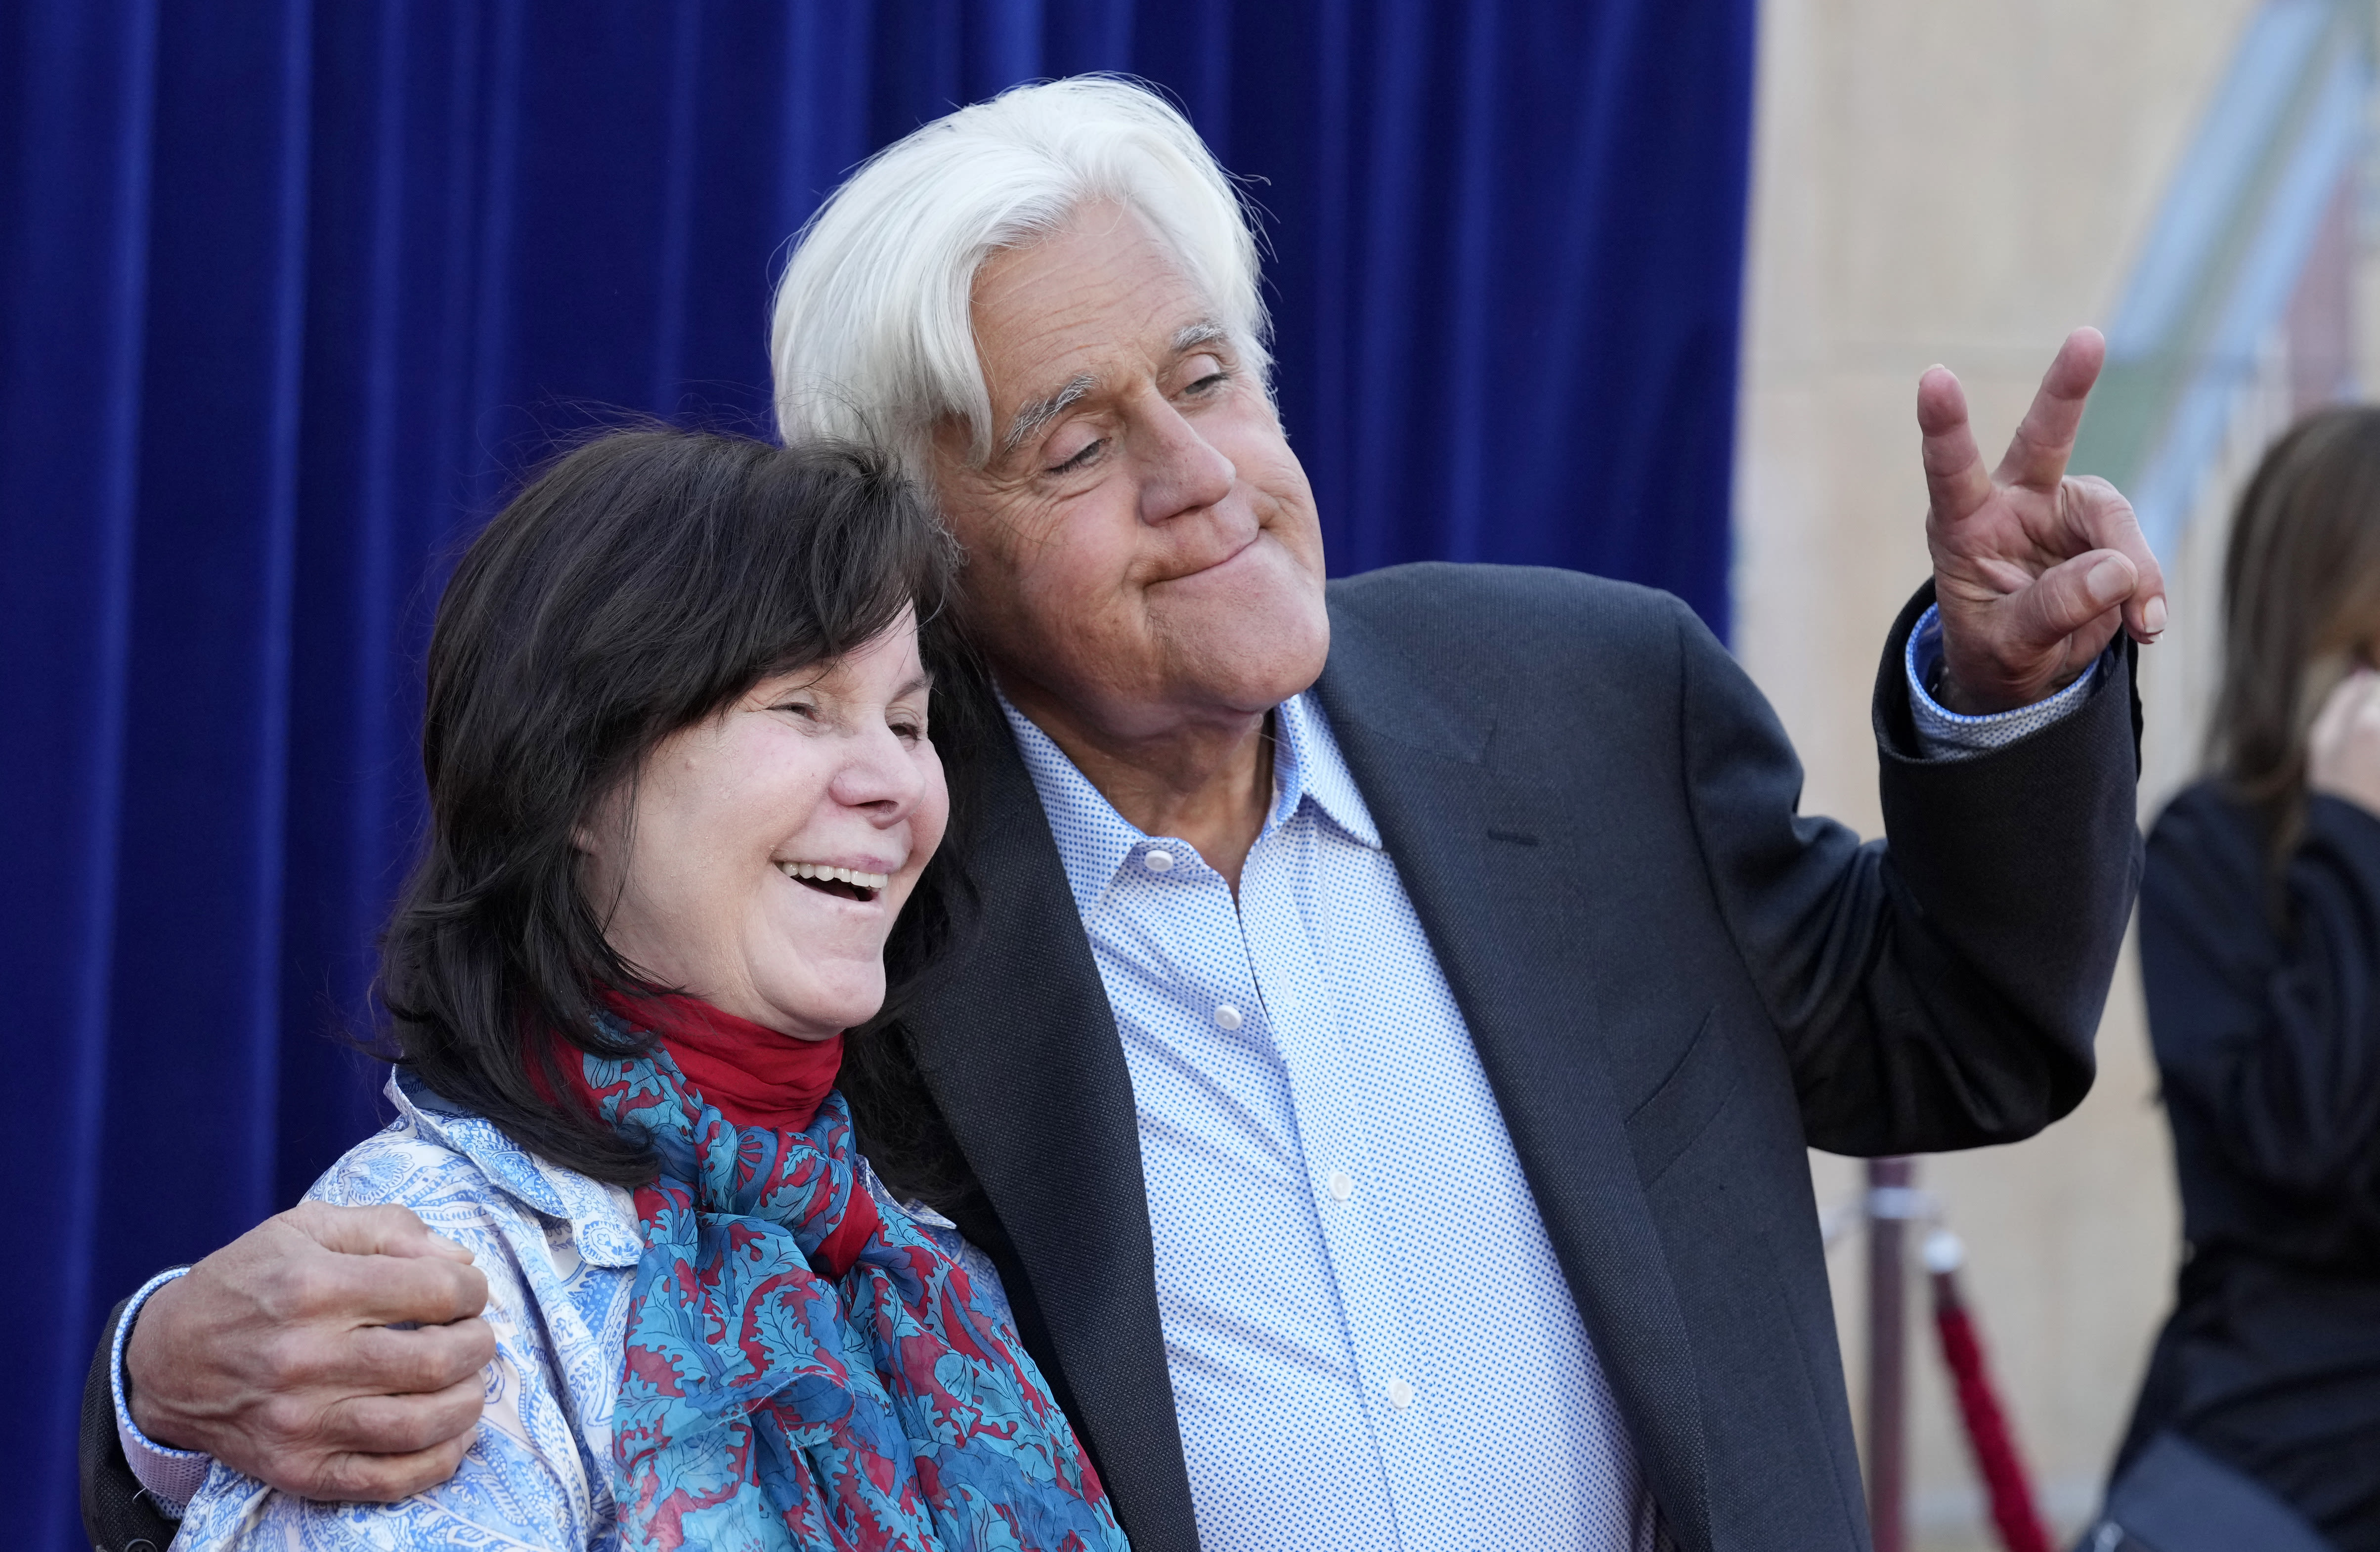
1680, 581, 2143, 1155
80, 1293, 178, 1552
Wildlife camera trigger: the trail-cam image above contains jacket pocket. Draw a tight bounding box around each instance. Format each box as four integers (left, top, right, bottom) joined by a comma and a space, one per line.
1624, 1009, 1738, 1186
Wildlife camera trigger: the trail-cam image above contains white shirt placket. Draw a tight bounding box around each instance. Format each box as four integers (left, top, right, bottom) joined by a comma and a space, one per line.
1240, 813, 1474, 1552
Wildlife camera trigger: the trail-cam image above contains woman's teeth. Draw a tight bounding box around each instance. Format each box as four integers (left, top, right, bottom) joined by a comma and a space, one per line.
777, 861, 890, 891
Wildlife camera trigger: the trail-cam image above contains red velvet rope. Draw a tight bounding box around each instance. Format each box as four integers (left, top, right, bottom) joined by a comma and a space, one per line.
1930, 1267, 2051, 1552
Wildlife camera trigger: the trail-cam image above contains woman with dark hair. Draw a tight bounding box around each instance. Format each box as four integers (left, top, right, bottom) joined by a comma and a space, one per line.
2099, 407, 2380, 1550
168, 430, 1127, 1550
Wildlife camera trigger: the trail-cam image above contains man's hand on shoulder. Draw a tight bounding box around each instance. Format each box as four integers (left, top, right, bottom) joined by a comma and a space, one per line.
1919, 326, 2166, 714
126, 1201, 493, 1502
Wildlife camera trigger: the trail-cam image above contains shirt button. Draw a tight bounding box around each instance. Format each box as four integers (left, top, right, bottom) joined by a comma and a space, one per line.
1387, 1379, 1416, 1409
1326, 1171, 1354, 1203
1143, 849, 1175, 873
1213, 1004, 1243, 1031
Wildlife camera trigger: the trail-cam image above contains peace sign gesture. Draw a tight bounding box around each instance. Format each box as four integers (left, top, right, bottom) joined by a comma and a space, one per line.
1921, 327, 2166, 714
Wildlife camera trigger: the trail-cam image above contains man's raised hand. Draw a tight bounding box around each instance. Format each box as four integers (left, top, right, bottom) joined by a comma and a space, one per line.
1920, 326, 2166, 713
125, 1201, 493, 1502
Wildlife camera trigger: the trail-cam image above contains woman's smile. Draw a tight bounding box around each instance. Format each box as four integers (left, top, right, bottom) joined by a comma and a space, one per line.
773, 857, 898, 903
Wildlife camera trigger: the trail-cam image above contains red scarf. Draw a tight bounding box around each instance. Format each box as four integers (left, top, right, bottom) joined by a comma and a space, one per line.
599, 990, 842, 1129
575, 989, 878, 1276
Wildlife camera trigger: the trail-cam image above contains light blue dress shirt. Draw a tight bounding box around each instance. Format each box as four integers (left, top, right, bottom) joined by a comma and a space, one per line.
1003, 688, 1660, 1552
995, 605, 2096, 1552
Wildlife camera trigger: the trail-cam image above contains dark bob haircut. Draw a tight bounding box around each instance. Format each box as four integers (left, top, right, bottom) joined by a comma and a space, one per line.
379, 429, 961, 1184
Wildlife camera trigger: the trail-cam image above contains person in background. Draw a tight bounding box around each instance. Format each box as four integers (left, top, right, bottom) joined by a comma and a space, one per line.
169, 428, 1125, 1550
94, 78, 2165, 1552
2098, 407, 2380, 1552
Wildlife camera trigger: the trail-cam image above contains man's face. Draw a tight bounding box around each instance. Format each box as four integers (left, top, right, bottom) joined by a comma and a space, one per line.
932, 202, 1329, 744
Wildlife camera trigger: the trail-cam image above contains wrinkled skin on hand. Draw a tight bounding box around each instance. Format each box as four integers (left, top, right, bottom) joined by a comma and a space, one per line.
126, 1200, 493, 1502
1920, 327, 2167, 714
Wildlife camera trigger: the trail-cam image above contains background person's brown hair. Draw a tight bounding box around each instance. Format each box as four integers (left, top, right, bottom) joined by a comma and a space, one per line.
2212, 405, 2380, 868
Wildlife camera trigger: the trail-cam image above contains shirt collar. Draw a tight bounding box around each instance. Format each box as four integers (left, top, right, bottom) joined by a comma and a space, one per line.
1277, 689, 1384, 853
389, 1071, 644, 1267
998, 687, 1383, 917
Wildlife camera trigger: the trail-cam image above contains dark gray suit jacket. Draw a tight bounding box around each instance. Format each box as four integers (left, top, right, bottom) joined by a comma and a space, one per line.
887, 564, 2141, 1552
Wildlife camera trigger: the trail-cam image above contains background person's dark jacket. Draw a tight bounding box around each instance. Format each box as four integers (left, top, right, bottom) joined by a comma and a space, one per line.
2116, 781, 2380, 1551
85, 564, 2145, 1552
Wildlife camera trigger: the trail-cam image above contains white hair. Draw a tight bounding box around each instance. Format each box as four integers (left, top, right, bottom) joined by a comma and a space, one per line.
770, 75, 1269, 484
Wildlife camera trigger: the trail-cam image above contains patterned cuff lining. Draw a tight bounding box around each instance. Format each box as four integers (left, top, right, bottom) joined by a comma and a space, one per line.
1903, 604, 2106, 760
112, 1265, 208, 1517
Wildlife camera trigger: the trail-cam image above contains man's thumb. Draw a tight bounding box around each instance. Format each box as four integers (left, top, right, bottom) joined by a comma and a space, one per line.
2016, 549, 2134, 645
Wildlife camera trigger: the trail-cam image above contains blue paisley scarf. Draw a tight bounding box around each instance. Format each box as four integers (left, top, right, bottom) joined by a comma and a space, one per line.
568, 996, 1128, 1552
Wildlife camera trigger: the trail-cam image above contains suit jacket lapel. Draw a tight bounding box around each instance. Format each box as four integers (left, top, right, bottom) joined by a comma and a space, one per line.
897, 719, 1200, 1552
1314, 599, 1717, 1552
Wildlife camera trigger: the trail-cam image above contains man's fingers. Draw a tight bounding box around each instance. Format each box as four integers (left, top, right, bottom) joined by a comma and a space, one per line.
344, 1254, 489, 1329
1917, 365, 1995, 525
1992, 326, 2105, 493
313, 1369, 489, 1457
303, 1428, 478, 1505
2010, 548, 2134, 651
2064, 474, 2166, 640
260, 1242, 488, 1331
344, 1316, 499, 1396
286, 1201, 474, 1263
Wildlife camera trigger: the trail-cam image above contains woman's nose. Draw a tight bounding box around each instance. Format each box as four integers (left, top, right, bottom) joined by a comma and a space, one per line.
828, 725, 927, 817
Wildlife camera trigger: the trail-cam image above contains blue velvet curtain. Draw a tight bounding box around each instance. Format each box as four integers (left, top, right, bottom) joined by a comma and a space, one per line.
0, 3, 1752, 1540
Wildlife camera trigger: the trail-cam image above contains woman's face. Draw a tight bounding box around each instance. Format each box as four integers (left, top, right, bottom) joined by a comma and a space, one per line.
580, 613, 948, 1040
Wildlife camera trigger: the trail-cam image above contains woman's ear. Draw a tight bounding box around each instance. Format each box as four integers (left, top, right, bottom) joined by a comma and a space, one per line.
573, 771, 635, 862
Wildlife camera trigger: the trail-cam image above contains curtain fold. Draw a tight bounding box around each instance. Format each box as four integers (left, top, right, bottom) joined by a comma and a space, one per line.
0, 5, 1752, 1545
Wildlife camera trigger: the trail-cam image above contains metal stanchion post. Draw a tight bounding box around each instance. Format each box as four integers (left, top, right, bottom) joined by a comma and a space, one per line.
1867, 1156, 1917, 1552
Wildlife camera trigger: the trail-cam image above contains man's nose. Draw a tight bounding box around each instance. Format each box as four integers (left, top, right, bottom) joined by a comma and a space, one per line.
1135, 398, 1236, 524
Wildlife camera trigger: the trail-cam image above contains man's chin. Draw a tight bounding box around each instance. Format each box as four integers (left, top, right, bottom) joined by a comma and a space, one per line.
1154, 584, 1331, 710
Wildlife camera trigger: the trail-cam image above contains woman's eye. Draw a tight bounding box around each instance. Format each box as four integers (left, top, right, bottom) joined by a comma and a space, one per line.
776, 700, 820, 721
891, 720, 925, 742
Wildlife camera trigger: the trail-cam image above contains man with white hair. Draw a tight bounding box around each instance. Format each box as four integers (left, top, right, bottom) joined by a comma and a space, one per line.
96, 78, 2160, 1552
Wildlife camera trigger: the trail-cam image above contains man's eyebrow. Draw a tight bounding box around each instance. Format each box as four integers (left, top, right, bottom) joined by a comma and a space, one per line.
999, 373, 1097, 459
1171, 320, 1230, 354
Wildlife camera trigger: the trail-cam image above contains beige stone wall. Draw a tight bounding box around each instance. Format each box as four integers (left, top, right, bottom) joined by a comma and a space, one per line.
1733, 2, 2275, 1544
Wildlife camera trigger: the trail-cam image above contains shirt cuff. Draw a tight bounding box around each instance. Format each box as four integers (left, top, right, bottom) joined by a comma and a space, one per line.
112, 1266, 210, 1517
1904, 603, 2108, 760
